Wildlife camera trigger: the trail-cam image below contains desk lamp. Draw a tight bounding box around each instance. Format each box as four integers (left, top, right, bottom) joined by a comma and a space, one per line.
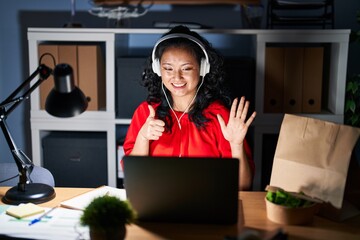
0, 60, 88, 205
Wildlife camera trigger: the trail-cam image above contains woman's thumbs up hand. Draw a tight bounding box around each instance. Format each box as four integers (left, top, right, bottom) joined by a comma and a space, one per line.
139, 105, 165, 141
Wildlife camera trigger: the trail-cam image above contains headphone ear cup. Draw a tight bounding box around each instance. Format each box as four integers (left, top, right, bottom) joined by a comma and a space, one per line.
199, 58, 210, 77
152, 58, 161, 76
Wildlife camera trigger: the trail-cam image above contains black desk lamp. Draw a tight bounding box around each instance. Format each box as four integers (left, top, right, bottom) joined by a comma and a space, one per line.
0, 62, 88, 205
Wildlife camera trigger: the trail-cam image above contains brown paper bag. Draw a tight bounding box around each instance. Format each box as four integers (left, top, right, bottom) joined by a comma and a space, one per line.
270, 114, 360, 221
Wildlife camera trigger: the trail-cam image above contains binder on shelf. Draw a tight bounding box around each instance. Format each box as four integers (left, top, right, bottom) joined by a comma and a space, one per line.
78, 45, 106, 111
264, 47, 284, 113
38, 44, 59, 109
302, 47, 324, 113
283, 47, 303, 113
58, 45, 79, 86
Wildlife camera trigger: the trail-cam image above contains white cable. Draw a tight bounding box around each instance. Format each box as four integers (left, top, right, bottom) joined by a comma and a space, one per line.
162, 77, 204, 130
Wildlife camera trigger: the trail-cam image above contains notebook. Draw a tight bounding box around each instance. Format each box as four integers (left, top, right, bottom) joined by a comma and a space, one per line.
122, 156, 239, 224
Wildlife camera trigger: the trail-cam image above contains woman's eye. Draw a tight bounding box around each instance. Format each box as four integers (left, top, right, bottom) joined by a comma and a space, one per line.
163, 67, 173, 71
182, 67, 193, 72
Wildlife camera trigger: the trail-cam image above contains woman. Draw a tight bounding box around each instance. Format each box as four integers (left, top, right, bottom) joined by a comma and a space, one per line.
123, 25, 256, 190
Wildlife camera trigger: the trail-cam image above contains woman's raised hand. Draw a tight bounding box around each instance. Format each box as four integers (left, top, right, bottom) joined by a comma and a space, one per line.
139, 105, 165, 141
217, 97, 256, 146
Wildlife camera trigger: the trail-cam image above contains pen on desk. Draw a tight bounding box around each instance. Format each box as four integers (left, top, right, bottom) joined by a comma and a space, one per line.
28, 206, 57, 226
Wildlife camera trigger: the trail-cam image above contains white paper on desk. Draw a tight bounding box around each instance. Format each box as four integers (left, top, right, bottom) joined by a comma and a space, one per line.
60, 185, 127, 210
0, 207, 90, 240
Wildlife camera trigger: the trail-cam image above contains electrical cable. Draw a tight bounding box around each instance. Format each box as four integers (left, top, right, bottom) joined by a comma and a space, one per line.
162, 77, 204, 130
39, 53, 57, 68
0, 174, 19, 184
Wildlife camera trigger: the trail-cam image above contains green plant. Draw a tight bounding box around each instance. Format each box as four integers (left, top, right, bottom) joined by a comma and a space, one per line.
80, 195, 137, 230
345, 74, 360, 127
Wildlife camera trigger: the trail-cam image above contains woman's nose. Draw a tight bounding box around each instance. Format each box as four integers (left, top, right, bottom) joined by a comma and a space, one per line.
174, 69, 182, 80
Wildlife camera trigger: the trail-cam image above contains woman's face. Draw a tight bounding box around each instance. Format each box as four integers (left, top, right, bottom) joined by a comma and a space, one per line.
160, 47, 200, 103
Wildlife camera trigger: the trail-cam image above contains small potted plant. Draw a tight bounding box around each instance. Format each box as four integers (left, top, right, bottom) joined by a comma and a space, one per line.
80, 195, 137, 240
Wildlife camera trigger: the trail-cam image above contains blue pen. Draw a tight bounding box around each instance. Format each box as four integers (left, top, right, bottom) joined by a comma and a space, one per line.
28, 206, 57, 226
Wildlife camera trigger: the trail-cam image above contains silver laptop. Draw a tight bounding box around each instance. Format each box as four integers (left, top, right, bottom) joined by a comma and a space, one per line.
122, 156, 239, 224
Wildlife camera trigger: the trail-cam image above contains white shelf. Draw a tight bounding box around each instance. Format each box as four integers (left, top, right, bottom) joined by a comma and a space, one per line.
28, 28, 350, 190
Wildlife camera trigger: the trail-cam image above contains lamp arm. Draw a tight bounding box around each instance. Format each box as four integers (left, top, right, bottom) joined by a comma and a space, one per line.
0, 64, 52, 116
0, 64, 52, 192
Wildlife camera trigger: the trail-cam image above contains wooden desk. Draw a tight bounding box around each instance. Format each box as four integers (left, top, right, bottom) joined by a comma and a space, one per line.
1, 187, 359, 240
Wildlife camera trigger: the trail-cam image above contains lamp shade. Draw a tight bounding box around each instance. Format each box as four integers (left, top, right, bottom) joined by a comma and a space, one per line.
45, 64, 88, 117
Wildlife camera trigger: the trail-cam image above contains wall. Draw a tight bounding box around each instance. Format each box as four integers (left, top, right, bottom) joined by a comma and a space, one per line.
0, 0, 359, 164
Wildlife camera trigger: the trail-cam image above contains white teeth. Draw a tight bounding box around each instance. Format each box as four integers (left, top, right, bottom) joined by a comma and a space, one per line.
172, 83, 186, 87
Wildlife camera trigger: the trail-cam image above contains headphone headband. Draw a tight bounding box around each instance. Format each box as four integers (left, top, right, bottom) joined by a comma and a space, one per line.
151, 33, 210, 77
151, 33, 210, 64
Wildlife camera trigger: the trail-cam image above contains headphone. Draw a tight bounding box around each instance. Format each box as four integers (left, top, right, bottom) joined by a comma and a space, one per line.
151, 33, 210, 77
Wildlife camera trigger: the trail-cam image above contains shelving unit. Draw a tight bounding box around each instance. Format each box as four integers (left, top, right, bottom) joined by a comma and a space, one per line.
27, 28, 350, 190
267, 0, 335, 29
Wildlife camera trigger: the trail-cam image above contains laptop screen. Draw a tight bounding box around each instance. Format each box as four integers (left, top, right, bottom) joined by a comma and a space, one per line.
123, 156, 239, 224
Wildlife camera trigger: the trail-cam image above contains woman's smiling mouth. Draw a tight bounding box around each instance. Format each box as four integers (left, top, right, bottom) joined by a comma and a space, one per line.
172, 82, 186, 88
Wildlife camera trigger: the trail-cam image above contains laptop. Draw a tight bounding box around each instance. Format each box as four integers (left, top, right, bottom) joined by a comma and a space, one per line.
122, 156, 239, 225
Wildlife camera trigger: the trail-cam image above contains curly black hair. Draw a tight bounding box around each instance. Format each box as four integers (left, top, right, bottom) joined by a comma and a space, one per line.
142, 25, 231, 132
